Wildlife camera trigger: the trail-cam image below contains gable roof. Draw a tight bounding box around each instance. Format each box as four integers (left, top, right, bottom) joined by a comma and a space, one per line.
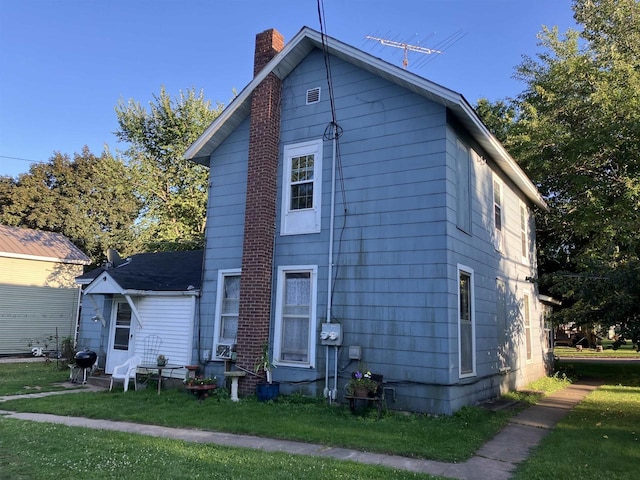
76, 250, 204, 293
0, 225, 91, 265
184, 26, 547, 210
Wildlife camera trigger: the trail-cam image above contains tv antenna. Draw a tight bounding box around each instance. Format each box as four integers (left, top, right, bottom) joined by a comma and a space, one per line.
365, 35, 442, 69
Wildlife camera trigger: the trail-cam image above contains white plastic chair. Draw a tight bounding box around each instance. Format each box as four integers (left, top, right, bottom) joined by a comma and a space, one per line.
109, 355, 141, 392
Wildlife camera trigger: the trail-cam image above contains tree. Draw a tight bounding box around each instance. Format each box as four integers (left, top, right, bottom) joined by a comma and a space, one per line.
484, 0, 640, 335
115, 86, 223, 252
0, 147, 140, 263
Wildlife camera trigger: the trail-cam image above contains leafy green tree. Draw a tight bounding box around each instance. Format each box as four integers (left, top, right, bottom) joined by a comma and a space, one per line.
0, 147, 140, 263
115, 86, 223, 252
474, 98, 516, 144
484, 0, 640, 335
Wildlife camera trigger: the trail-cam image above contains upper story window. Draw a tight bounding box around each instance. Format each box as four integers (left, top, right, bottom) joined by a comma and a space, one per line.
493, 177, 503, 251
520, 203, 528, 261
281, 139, 323, 235
455, 140, 471, 233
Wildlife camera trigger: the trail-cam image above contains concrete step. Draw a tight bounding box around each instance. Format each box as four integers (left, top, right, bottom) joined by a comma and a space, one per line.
86, 375, 111, 389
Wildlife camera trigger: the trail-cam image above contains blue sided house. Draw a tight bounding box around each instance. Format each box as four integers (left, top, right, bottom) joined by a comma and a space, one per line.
189, 27, 548, 414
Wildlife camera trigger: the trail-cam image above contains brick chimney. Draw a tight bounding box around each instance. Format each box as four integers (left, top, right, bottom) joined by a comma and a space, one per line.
236, 29, 284, 394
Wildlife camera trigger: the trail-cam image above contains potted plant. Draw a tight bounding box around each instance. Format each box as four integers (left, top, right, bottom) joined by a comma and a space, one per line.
156, 354, 167, 366
254, 342, 279, 402
184, 376, 218, 401
347, 364, 379, 397
184, 376, 217, 387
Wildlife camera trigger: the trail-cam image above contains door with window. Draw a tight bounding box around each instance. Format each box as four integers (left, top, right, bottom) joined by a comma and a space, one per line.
106, 299, 135, 373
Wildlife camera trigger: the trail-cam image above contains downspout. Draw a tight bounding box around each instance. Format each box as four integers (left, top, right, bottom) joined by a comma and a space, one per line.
325, 129, 338, 401
73, 285, 83, 347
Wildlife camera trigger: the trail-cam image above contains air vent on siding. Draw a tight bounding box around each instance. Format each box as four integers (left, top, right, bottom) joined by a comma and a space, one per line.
306, 87, 321, 104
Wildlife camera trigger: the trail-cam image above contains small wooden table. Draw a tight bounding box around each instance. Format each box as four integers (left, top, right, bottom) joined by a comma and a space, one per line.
138, 363, 185, 395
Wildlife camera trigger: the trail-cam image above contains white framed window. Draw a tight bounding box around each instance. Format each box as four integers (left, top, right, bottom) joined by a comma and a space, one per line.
493, 176, 503, 251
523, 293, 532, 362
458, 264, 476, 377
455, 140, 471, 233
273, 265, 318, 368
281, 139, 323, 235
520, 203, 528, 262
212, 269, 241, 360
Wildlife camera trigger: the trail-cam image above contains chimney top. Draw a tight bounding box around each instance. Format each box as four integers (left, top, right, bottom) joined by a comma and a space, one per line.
254, 28, 284, 76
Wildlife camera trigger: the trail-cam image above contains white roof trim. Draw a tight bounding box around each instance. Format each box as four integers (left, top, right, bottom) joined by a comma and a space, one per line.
0, 251, 91, 265
184, 26, 546, 210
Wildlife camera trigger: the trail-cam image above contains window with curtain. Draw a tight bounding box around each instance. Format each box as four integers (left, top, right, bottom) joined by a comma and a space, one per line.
213, 270, 240, 359
274, 266, 317, 367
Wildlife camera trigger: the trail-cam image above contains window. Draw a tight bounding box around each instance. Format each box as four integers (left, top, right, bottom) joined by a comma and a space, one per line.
520, 204, 528, 261
455, 140, 471, 233
458, 265, 475, 377
273, 265, 317, 367
493, 177, 503, 251
281, 139, 323, 235
213, 269, 241, 359
113, 302, 132, 350
524, 293, 532, 361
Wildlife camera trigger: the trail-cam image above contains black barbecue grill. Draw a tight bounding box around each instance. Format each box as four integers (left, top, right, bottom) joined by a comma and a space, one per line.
70, 350, 97, 384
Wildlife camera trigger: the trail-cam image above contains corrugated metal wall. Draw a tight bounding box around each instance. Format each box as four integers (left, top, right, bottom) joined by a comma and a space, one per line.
0, 257, 84, 288
0, 284, 80, 355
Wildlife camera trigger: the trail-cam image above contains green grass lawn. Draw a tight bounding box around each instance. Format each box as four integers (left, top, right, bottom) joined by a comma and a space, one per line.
554, 342, 639, 358
1, 381, 514, 463
513, 361, 640, 480
0, 360, 78, 395
0, 418, 443, 480
3, 360, 638, 479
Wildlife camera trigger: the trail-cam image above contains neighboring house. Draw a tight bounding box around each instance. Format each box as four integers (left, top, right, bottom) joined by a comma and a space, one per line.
0, 225, 90, 356
75, 250, 203, 376
184, 27, 550, 414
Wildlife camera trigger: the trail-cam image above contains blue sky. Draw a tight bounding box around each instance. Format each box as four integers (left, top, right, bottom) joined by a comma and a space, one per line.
0, 0, 577, 178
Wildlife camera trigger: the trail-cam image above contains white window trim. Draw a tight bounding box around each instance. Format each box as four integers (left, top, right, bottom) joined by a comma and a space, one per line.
281, 139, 323, 236
457, 264, 476, 378
520, 202, 529, 263
273, 265, 318, 368
212, 268, 241, 361
493, 176, 504, 252
523, 292, 533, 363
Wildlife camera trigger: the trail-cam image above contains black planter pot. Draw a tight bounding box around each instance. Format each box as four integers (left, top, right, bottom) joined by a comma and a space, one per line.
256, 382, 279, 402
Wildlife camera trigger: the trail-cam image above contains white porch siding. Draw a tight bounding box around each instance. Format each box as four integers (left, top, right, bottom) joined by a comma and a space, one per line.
132, 296, 195, 378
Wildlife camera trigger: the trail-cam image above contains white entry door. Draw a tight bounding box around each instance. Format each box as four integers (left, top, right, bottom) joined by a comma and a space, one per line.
106, 300, 135, 374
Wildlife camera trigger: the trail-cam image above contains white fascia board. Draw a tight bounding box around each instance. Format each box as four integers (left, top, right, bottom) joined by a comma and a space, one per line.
0, 251, 91, 265
122, 290, 200, 297
83, 272, 124, 295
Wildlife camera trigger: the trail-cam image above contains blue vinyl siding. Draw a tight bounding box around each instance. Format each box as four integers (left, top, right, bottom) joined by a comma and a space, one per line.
200, 47, 545, 414
198, 118, 249, 341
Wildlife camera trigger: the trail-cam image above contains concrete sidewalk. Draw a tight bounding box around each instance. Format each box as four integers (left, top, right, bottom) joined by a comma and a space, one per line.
0, 379, 602, 480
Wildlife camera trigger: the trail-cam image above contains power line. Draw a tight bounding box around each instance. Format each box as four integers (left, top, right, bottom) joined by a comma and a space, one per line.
0, 154, 47, 165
